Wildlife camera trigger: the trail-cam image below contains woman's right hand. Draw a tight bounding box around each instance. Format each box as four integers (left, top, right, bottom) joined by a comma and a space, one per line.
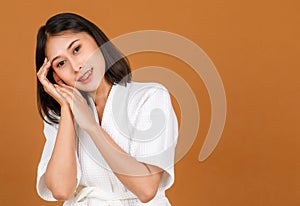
37, 58, 68, 107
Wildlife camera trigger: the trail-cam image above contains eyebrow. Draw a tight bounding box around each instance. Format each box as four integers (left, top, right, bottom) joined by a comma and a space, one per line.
50, 39, 80, 65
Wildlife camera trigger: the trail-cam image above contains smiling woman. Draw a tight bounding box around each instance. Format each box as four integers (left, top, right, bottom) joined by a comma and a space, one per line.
35, 13, 178, 206
45, 31, 106, 93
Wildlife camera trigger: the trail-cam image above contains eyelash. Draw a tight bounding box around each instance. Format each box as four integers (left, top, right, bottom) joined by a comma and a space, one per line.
55, 45, 81, 68
73, 45, 81, 54
57, 60, 65, 68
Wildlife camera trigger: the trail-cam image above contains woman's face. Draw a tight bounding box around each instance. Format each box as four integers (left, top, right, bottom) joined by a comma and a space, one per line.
45, 31, 105, 92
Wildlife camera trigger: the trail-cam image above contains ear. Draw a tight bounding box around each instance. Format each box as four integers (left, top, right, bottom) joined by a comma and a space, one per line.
53, 72, 64, 85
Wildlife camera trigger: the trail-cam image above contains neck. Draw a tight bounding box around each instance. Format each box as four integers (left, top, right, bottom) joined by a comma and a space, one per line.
89, 78, 112, 104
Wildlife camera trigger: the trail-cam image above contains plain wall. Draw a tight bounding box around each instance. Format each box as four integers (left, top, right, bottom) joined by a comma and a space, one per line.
0, 0, 299, 205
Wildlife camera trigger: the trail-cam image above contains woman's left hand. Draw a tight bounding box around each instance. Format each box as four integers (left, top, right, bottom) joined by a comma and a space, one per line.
55, 84, 97, 131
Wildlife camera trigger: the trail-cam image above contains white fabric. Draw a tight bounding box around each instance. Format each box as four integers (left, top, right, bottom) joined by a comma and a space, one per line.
64, 186, 137, 206
36, 81, 178, 206
63, 186, 168, 206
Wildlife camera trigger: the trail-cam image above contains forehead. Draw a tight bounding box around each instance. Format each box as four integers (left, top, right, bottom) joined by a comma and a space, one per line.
45, 31, 95, 57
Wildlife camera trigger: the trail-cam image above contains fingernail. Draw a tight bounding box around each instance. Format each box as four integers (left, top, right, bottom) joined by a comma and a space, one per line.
44, 57, 47, 63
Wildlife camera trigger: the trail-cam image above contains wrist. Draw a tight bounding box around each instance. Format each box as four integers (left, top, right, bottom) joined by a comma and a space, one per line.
60, 105, 71, 115
85, 121, 100, 136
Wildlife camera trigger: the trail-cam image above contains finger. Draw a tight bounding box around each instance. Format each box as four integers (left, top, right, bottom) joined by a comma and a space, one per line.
55, 86, 74, 107
52, 84, 63, 98
56, 85, 72, 95
37, 58, 50, 76
36, 57, 47, 76
37, 59, 57, 94
56, 86, 82, 103
61, 84, 81, 95
60, 83, 73, 89
60, 84, 83, 98
57, 86, 87, 110
53, 84, 69, 102
37, 60, 51, 83
58, 84, 74, 96
53, 72, 64, 86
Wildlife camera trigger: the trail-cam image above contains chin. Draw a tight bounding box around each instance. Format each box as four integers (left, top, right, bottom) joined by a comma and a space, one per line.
76, 85, 96, 93
76, 81, 100, 93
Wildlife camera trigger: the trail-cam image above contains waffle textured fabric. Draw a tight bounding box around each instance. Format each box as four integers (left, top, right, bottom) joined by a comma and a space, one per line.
36, 81, 179, 206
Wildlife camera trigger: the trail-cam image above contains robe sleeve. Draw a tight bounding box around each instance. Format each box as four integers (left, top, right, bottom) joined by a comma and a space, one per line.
36, 117, 82, 201
128, 83, 179, 190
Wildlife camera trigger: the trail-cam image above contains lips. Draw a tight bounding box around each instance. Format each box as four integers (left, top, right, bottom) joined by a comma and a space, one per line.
77, 68, 93, 82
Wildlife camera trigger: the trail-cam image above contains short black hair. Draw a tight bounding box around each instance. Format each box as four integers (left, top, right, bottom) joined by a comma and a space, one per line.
35, 12, 131, 124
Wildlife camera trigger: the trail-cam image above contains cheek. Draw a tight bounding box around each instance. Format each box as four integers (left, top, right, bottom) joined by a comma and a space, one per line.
53, 70, 76, 85
88, 49, 106, 70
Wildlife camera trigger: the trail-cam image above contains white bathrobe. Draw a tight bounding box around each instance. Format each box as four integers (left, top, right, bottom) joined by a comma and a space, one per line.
36, 81, 178, 206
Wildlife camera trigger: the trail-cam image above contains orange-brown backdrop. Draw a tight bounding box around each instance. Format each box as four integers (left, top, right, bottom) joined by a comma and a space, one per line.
0, 0, 299, 205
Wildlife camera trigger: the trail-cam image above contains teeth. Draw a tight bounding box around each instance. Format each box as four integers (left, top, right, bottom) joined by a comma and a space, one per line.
79, 69, 92, 81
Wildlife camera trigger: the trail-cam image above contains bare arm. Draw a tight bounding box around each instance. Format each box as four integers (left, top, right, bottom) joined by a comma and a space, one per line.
86, 124, 163, 203
44, 106, 77, 201
56, 84, 165, 203
37, 59, 77, 201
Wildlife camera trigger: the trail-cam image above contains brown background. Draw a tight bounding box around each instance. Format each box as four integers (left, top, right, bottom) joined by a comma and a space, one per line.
0, 0, 299, 205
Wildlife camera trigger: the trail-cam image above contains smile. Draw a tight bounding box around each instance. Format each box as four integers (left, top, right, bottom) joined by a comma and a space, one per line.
77, 68, 93, 82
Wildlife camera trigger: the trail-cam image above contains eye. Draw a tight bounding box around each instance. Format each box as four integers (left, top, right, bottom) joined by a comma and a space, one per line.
56, 60, 65, 68
73, 45, 81, 54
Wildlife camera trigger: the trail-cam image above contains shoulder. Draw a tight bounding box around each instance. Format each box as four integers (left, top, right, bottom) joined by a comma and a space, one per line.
123, 81, 170, 101
115, 81, 172, 111
127, 81, 168, 92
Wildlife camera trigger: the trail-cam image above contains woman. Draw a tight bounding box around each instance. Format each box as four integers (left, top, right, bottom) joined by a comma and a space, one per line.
36, 12, 178, 206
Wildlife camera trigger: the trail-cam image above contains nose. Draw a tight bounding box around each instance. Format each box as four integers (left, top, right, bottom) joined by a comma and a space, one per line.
70, 59, 83, 72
